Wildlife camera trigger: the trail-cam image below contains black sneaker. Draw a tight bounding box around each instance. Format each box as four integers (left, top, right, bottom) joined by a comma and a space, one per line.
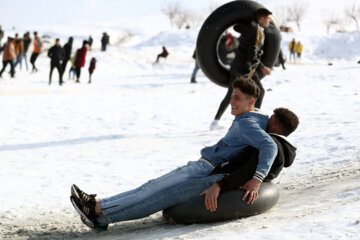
71, 184, 97, 206
70, 195, 108, 232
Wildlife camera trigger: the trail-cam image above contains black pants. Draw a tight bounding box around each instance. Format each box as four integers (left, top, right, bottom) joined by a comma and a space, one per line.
155, 53, 167, 63
30, 53, 39, 71
49, 61, 63, 85
75, 67, 81, 82
0, 60, 15, 78
62, 58, 69, 74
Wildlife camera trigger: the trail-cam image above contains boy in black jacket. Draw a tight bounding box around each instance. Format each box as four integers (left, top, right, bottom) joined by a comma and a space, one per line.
202, 107, 298, 211
48, 38, 65, 85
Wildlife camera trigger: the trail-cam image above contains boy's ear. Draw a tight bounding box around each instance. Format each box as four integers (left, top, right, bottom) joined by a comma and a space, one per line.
249, 97, 255, 106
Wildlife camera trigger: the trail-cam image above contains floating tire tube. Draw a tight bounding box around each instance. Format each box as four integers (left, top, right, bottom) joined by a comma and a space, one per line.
163, 182, 279, 224
196, 0, 281, 87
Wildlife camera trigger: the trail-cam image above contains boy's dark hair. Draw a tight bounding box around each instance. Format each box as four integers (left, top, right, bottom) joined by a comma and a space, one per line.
273, 108, 299, 136
232, 77, 260, 100
255, 8, 272, 21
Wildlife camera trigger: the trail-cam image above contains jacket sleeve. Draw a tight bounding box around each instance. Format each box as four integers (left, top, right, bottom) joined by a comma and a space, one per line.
217, 147, 259, 192
264, 137, 284, 181
238, 119, 277, 182
47, 47, 52, 58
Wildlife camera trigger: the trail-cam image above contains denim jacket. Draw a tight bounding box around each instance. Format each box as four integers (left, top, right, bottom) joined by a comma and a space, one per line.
201, 111, 277, 181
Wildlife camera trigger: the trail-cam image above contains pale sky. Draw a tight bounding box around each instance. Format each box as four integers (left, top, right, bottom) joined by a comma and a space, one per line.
1, 0, 216, 28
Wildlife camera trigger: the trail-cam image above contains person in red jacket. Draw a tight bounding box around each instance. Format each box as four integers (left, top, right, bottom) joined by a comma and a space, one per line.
74, 40, 88, 83
88, 57, 96, 84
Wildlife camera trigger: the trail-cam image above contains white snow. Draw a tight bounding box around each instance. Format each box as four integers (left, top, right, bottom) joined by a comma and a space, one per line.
1, 0, 360, 239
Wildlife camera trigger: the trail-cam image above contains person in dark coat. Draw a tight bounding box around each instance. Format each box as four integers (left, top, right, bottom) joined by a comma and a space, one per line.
62, 37, 73, 74
88, 35, 93, 51
88, 57, 96, 84
48, 38, 65, 85
101, 32, 109, 51
22, 32, 32, 71
0, 25, 4, 47
288, 38, 296, 62
154, 46, 169, 63
275, 49, 286, 70
210, 8, 273, 130
74, 40, 89, 83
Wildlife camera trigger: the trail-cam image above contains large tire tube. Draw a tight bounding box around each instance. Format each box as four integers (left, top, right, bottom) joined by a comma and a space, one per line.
163, 182, 279, 224
196, 0, 281, 87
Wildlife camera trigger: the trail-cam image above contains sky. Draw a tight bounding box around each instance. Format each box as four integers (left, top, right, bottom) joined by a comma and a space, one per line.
1, 0, 356, 30
0, 0, 214, 28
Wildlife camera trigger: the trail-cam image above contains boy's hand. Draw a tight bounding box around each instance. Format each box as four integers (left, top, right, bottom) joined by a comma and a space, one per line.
200, 183, 221, 212
239, 178, 261, 204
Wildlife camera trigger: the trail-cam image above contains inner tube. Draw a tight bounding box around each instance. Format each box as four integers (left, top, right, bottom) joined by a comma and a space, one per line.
163, 182, 279, 224
196, 0, 281, 87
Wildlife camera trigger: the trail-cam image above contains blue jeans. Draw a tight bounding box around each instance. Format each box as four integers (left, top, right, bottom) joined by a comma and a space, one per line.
191, 61, 200, 79
14, 55, 22, 70
23, 52, 28, 71
100, 159, 223, 223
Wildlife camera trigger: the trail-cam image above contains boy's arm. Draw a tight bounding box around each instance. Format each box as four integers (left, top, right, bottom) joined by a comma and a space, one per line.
237, 119, 277, 204
240, 120, 277, 181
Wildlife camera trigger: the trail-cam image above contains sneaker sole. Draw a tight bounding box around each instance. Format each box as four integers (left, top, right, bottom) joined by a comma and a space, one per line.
79, 215, 108, 232
70, 196, 95, 229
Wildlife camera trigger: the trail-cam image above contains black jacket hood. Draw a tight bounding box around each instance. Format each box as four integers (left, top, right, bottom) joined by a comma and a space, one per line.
264, 134, 297, 181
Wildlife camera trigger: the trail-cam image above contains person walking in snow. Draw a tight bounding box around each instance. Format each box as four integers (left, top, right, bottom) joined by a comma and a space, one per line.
30, 31, 42, 72
13, 33, 24, 70
88, 35, 93, 51
62, 37, 73, 74
190, 49, 199, 83
294, 41, 303, 61
22, 32, 32, 71
70, 78, 299, 232
0, 25, 4, 47
210, 8, 273, 130
88, 57, 96, 84
288, 38, 296, 62
275, 49, 286, 70
48, 38, 65, 85
101, 32, 109, 51
74, 40, 88, 83
0, 37, 16, 78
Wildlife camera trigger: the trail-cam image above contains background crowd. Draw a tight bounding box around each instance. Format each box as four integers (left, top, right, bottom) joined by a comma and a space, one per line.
0, 25, 111, 86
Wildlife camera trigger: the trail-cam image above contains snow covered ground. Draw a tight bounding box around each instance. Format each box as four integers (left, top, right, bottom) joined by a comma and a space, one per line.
1, 1, 360, 239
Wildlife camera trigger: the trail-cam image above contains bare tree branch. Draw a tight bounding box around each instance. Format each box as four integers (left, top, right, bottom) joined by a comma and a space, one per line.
345, 1, 360, 31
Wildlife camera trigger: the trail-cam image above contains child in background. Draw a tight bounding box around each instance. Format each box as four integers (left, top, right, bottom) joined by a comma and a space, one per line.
88, 57, 96, 84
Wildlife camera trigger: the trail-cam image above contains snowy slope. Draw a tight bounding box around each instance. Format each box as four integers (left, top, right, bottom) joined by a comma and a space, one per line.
1, 0, 360, 239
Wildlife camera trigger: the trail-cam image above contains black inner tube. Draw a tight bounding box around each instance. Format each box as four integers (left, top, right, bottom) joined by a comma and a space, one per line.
196, 0, 281, 87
